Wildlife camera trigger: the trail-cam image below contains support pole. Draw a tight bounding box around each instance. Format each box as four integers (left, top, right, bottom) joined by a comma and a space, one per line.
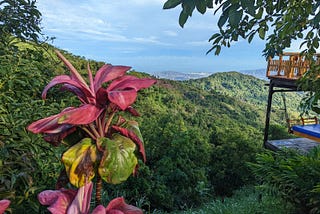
263, 80, 274, 148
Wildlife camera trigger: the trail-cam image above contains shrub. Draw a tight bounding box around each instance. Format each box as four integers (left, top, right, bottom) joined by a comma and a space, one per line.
173, 185, 294, 214
106, 113, 213, 211
0, 44, 63, 212
208, 126, 260, 197
268, 123, 293, 140
249, 148, 320, 213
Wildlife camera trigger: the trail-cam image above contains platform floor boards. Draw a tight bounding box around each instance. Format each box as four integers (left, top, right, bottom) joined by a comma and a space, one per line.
266, 138, 320, 153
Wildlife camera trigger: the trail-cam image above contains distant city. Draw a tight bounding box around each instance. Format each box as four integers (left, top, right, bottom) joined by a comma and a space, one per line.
153, 68, 267, 81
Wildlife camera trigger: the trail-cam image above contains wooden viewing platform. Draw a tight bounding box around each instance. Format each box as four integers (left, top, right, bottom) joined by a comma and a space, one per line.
266, 52, 320, 80
264, 52, 320, 153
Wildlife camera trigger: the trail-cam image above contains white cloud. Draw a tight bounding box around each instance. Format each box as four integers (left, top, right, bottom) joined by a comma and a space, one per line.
129, 0, 166, 5
163, 30, 178, 37
36, 0, 266, 73
186, 40, 210, 47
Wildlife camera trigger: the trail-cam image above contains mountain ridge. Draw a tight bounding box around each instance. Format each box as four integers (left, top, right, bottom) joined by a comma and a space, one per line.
153, 68, 267, 81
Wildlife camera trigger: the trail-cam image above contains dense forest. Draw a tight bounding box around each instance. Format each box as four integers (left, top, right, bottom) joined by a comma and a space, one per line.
0, 40, 311, 213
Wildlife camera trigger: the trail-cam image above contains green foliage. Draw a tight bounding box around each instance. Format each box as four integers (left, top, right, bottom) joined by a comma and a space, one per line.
106, 113, 213, 211
187, 71, 303, 114
102, 75, 273, 211
209, 128, 260, 196
0, 0, 42, 43
163, 0, 320, 58
249, 148, 320, 213
170, 185, 294, 214
0, 40, 95, 212
0, 43, 62, 212
268, 124, 293, 140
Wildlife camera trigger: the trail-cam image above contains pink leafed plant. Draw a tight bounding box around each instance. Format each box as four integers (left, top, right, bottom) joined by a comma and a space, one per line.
28, 50, 156, 213
38, 182, 142, 214
0, 199, 10, 214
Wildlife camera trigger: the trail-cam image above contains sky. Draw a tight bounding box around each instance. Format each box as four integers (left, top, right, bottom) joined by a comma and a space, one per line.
36, 0, 291, 75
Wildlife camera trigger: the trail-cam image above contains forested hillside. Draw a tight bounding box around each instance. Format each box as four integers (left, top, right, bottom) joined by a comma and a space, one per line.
187, 71, 303, 119
0, 42, 303, 212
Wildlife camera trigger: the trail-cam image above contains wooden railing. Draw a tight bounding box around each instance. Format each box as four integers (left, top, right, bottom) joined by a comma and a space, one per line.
266, 52, 320, 79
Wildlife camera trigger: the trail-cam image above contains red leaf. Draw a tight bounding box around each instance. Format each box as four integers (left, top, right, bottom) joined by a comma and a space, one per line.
43, 127, 76, 146
55, 50, 90, 91
106, 76, 155, 110
67, 182, 93, 214
60, 84, 88, 103
107, 210, 124, 214
0, 199, 10, 214
108, 90, 137, 111
42, 75, 81, 99
107, 76, 156, 92
92, 205, 107, 214
27, 107, 79, 134
96, 88, 108, 108
106, 197, 143, 214
38, 189, 77, 214
27, 113, 70, 134
94, 64, 131, 92
58, 104, 102, 125
42, 75, 95, 104
126, 106, 140, 117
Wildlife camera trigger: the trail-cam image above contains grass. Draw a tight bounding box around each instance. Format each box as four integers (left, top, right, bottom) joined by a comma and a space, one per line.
150, 185, 295, 214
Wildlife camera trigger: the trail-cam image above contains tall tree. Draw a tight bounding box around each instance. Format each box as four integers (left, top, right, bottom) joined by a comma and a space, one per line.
0, 0, 42, 45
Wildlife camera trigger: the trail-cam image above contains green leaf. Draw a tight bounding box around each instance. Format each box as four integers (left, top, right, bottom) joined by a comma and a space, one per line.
206, 0, 213, 8
229, 9, 243, 27
255, 7, 263, 19
214, 45, 222, 55
179, 10, 189, 27
313, 12, 320, 25
258, 27, 266, 39
311, 106, 320, 114
313, 39, 319, 49
163, 0, 182, 9
248, 32, 255, 43
208, 33, 221, 42
62, 138, 97, 187
240, 0, 255, 16
218, 14, 228, 28
98, 134, 138, 184
195, 0, 207, 14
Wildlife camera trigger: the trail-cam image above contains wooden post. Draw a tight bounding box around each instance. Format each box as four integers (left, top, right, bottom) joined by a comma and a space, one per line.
266, 56, 272, 77
289, 55, 294, 78
263, 80, 274, 147
277, 55, 283, 76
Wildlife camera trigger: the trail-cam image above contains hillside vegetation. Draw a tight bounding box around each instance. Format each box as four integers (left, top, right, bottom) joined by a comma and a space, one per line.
188, 71, 303, 114
0, 41, 304, 212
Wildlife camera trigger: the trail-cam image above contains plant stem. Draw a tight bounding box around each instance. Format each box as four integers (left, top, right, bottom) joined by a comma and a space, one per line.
96, 174, 102, 205
104, 111, 116, 134
89, 123, 100, 139
82, 126, 97, 140
97, 111, 106, 137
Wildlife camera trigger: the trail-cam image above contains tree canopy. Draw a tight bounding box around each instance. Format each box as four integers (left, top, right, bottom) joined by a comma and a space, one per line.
163, 0, 320, 58
0, 0, 42, 44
